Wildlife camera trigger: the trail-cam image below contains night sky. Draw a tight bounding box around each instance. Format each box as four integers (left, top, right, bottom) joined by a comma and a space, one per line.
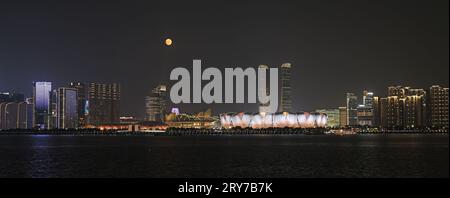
0, 0, 448, 118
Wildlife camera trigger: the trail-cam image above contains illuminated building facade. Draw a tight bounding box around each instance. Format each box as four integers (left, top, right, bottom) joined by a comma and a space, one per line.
338, 107, 347, 127
0, 101, 30, 129
69, 82, 87, 127
165, 109, 216, 129
346, 93, 358, 126
87, 83, 121, 125
373, 86, 427, 128
145, 85, 167, 122
33, 82, 52, 129
429, 85, 449, 128
56, 87, 78, 129
357, 104, 373, 126
220, 112, 327, 129
279, 63, 292, 112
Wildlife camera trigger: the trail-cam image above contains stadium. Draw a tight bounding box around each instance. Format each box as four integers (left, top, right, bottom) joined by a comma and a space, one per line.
220, 112, 328, 129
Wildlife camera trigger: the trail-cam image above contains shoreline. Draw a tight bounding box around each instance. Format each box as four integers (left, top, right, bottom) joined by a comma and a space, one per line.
0, 130, 448, 136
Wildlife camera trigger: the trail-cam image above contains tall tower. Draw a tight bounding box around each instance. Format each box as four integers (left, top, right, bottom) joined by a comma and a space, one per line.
33, 82, 52, 129
279, 63, 292, 112
56, 87, 78, 129
429, 85, 449, 128
87, 83, 121, 125
363, 90, 374, 108
145, 85, 167, 122
346, 93, 358, 126
69, 82, 87, 127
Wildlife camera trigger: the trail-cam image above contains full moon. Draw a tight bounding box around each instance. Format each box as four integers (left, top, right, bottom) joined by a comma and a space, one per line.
165, 38, 173, 46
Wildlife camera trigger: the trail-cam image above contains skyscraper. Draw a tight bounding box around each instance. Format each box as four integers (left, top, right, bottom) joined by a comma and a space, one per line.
363, 90, 374, 108
279, 63, 292, 112
258, 65, 270, 113
33, 82, 52, 129
69, 82, 87, 127
373, 86, 427, 128
357, 91, 374, 126
338, 106, 347, 127
87, 83, 121, 125
429, 85, 449, 128
372, 96, 381, 126
25, 98, 33, 129
145, 85, 167, 122
346, 93, 358, 126
357, 104, 373, 126
17, 102, 27, 129
0, 102, 6, 129
56, 87, 78, 129
4, 102, 18, 129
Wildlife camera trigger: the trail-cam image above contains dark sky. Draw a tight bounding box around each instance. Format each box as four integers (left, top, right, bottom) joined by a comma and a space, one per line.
0, 0, 448, 118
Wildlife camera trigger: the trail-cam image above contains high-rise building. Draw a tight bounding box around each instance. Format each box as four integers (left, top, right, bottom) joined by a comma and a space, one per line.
25, 98, 34, 129
403, 95, 426, 127
87, 83, 121, 125
346, 93, 358, 126
69, 82, 87, 127
56, 87, 78, 129
0, 102, 27, 129
357, 104, 373, 126
17, 102, 27, 129
50, 90, 58, 129
363, 91, 374, 108
5, 102, 18, 129
33, 82, 52, 129
258, 65, 271, 113
338, 106, 347, 127
279, 63, 292, 112
388, 86, 408, 98
429, 85, 449, 128
316, 109, 340, 127
386, 96, 402, 127
374, 86, 427, 128
372, 96, 381, 126
145, 85, 167, 122
0, 102, 6, 129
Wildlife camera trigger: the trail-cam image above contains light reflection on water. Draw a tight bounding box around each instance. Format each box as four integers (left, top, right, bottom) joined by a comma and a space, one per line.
0, 134, 447, 178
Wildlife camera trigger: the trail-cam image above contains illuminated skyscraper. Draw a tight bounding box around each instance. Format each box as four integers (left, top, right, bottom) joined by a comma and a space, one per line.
429, 85, 449, 128
363, 90, 374, 108
373, 86, 427, 128
338, 107, 347, 127
258, 65, 271, 113
87, 83, 121, 125
279, 63, 292, 112
69, 82, 87, 127
33, 82, 52, 129
0, 102, 6, 129
346, 93, 358, 126
5, 102, 18, 129
56, 87, 78, 129
17, 102, 27, 129
145, 85, 167, 122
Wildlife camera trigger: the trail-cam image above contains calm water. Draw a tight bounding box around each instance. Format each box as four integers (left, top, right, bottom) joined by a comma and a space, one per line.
0, 134, 448, 178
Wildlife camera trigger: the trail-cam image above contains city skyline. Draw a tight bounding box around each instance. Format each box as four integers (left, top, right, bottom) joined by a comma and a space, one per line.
0, 0, 448, 118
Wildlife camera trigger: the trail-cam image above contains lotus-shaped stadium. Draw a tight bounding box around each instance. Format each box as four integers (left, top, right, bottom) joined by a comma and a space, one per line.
220, 112, 328, 129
